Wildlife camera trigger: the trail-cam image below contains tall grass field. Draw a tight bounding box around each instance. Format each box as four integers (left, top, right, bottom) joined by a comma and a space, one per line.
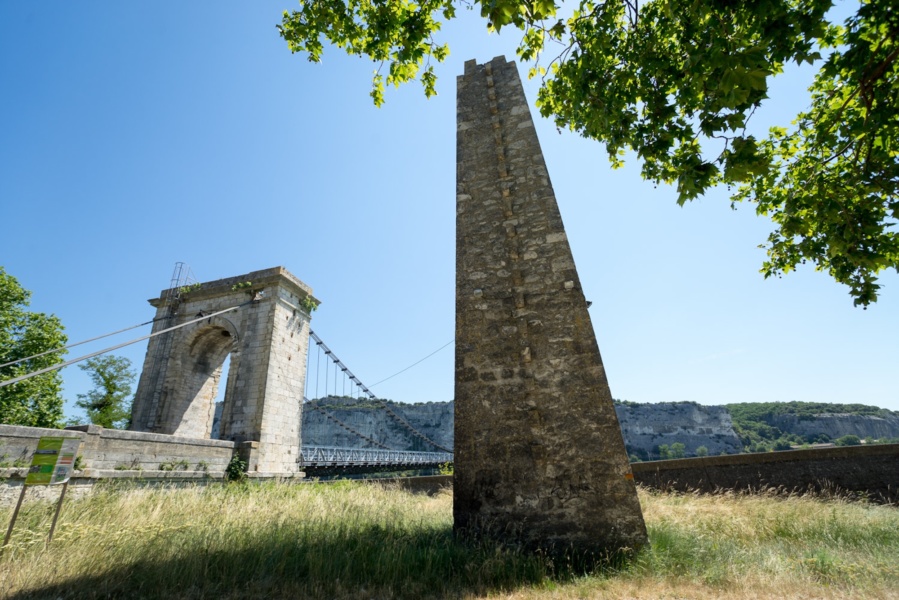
1, 481, 897, 599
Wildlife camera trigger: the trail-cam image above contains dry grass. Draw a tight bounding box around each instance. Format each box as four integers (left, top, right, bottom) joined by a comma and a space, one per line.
1, 481, 897, 599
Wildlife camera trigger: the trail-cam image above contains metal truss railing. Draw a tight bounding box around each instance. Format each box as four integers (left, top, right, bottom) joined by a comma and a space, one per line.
299, 446, 453, 467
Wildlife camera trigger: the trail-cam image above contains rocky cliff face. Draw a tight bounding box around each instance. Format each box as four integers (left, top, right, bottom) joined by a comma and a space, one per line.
769, 413, 899, 440
219, 398, 898, 456
298, 398, 743, 458
615, 402, 744, 458
300, 397, 453, 452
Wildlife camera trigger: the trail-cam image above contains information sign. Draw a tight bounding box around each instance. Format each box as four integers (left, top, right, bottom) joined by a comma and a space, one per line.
25, 437, 80, 486
4, 436, 81, 549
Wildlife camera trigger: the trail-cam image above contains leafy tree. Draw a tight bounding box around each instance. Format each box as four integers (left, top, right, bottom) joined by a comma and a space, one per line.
657, 444, 670, 460
773, 439, 794, 451
0, 268, 67, 427
279, 0, 898, 305
669, 442, 686, 458
695, 445, 709, 457
834, 434, 862, 446
75, 356, 136, 429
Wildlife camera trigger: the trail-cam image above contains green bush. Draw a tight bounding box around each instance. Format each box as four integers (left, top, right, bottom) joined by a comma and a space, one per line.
226, 455, 247, 482
835, 435, 862, 447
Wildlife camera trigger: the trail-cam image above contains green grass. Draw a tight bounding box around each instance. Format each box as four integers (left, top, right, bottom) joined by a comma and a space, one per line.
1, 482, 897, 599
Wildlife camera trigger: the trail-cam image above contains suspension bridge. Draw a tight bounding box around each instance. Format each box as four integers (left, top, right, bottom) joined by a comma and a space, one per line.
297, 331, 453, 475
0, 268, 454, 477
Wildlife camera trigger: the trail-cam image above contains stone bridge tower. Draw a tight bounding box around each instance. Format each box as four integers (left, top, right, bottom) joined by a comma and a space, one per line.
454, 57, 647, 555
130, 266, 317, 475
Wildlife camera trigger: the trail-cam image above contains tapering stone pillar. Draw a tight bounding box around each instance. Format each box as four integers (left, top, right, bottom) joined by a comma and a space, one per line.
454, 56, 647, 557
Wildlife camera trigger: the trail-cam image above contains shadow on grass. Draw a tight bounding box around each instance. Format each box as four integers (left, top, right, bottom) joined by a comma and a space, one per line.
8, 522, 628, 600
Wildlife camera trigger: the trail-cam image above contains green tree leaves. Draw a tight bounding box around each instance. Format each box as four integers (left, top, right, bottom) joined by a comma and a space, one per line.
0, 267, 67, 427
75, 355, 136, 429
735, 1, 899, 306
278, 0, 452, 105
656, 442, 685, 459
279, 0, 898, 305
834, 434, 861, 446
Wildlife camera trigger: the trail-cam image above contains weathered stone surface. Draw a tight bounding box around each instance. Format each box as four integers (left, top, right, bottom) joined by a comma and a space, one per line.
130, 267, 316, 474
454, 56, 647, 555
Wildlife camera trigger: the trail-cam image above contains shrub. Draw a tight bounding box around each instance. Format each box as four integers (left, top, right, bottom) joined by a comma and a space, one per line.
226, 455, 247, 482
835, 435, 862, 447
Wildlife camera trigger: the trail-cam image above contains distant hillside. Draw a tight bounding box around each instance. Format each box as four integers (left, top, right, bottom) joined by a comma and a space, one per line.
301, 399, 748, 459
726, 401, 899, 451
235, 398, 899, 459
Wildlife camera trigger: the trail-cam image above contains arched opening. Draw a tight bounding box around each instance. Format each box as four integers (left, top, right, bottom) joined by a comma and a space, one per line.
210, 352, 231, 440
162, 323, 239, 439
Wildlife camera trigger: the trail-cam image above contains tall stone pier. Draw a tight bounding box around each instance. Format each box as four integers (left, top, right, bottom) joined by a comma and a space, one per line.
131, 267, 316, 475
454, 57, 647, 556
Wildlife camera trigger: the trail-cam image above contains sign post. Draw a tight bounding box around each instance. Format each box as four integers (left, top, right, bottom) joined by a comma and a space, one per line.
3, 437, 80, 549
3, 485, 28, 549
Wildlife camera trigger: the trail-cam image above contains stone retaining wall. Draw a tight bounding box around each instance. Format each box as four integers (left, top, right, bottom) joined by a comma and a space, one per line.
632, 443, 899, 503
0, 424, 76, 467
68, 424, 235, 472
0, 423, 235, 473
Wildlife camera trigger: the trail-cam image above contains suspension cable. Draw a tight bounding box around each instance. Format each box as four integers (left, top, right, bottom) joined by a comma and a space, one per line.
0, 303, 250, 389
307, 330, 453, 454
309, 331, 377, 399
368, 338, 454, 388
0, 316, 168, 369
315, 344, 321, 399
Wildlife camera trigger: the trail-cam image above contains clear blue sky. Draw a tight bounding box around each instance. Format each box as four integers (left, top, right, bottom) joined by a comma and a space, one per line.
1, 2, 896, 419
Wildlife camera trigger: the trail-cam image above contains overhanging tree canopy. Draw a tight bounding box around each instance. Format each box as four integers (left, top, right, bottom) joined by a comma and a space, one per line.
278, 0, 898, 306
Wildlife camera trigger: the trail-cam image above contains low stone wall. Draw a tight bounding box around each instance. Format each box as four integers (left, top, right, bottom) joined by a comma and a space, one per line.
0, 423, 235, 500
632, 443, 899, 503
0, 424, 78, 467
68, 424, 234, 473
0, 424, 312, 506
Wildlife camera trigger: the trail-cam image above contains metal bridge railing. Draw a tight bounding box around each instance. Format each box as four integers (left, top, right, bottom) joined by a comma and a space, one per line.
299, 446, 453, 467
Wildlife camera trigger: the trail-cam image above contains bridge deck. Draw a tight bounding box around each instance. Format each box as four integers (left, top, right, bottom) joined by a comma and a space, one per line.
299, 446, 452, 468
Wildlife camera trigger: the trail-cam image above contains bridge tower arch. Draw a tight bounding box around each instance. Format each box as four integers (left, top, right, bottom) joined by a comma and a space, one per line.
130, 267, 318, 474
